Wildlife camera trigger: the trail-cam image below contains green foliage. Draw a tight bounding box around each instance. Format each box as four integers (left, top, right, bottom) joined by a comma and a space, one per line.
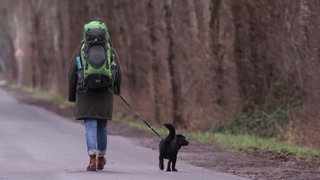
186, 131, 216, 144
213, 97, 296, 138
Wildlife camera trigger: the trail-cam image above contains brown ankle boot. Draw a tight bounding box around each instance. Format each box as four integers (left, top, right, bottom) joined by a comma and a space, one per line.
86, 154, 97, 171
97, 156, 106, 170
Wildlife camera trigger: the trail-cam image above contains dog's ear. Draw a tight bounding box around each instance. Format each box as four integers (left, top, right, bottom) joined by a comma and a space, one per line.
181, 140, 189, 146
176, 134, 189, 146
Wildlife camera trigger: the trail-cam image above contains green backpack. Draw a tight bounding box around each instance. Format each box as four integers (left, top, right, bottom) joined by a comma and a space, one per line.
77, 20, 113, 91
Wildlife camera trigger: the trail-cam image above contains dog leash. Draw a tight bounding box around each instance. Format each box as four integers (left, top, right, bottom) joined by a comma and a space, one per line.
119, 94, 164, 140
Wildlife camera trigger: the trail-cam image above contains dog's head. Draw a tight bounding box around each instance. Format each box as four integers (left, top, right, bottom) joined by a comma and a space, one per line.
175, 134, 189, 147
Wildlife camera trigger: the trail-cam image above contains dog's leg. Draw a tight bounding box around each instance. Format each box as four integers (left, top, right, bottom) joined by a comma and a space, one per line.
159, 156, 164, 170
172, 158, 178, 172
166, 160, 172, 171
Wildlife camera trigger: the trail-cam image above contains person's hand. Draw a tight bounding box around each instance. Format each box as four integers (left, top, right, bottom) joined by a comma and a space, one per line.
114, 86, 120, 95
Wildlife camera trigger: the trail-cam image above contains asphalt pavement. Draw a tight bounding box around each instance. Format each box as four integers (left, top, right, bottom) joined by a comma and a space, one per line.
0, 88, 249, 180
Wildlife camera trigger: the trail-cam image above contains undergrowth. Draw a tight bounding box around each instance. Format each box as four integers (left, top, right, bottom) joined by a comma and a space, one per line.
213, 102, 295, 138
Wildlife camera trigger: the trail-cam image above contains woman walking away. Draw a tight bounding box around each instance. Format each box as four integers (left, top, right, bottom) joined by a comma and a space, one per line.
68, 19, 121, 171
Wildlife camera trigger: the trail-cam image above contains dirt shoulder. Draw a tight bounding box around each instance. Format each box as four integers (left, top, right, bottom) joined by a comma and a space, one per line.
3, 86, 320, 180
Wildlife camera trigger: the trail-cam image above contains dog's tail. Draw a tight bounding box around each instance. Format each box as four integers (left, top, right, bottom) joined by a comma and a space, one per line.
164, 123, 176, 141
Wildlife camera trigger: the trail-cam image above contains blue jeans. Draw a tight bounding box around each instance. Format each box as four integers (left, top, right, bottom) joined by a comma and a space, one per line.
84, 119, 108, 156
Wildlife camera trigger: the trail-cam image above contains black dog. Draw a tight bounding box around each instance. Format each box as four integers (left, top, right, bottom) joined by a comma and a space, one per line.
159, 124, 189, 172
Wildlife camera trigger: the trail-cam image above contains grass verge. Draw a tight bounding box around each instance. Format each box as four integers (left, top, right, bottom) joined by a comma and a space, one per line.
211, 133, 320, 159
113, 113, 169, 137
9, 84, 73, 108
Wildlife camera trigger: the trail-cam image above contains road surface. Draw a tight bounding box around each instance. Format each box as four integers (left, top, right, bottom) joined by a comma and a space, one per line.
0, 88, 249, 180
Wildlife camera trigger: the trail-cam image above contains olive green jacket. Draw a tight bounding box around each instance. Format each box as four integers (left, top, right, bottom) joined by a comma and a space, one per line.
68, 51, 121, 120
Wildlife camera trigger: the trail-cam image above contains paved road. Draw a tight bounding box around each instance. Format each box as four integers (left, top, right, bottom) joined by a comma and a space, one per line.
0, 88, 249, 180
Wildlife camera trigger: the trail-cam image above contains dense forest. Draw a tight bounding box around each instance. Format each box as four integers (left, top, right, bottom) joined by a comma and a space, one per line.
1, 0, 320, 148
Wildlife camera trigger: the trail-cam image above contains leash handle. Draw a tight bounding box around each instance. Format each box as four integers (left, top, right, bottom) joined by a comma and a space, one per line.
119, 94, 163, 140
